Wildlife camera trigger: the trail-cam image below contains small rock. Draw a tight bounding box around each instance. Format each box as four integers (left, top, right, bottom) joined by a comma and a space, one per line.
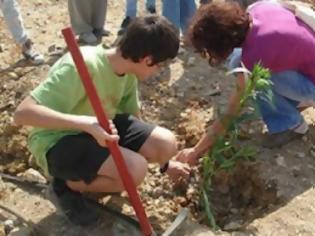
4, 219, 15, 233
18, 168, 47, 184
176, 91, 185, 97
295, 152, 305, 158
302, 136, 308, 142
275, 155, 286, 167
8, 226, 33, 236
292, 166, 301, 177
310, 149, 315, 158
0, 224, 5, 236
230, 208, 239, 214
217, 184, 230, 194
152, 188, 163, 198
231, 232, 252, 236
0, 44, 3, 53
178, 47, 185, 55
186, 57, 196, 67
8, 72, 19, 80
224, 221, 243, 231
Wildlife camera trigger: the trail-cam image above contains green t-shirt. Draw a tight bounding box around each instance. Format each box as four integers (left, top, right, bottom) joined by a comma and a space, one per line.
28, 45, 140, 175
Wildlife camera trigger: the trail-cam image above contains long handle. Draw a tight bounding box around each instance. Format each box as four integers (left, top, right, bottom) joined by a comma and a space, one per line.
62, 27, 153, 236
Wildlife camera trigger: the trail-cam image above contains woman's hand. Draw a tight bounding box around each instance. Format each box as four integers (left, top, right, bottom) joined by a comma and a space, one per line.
175, 147, 200, 165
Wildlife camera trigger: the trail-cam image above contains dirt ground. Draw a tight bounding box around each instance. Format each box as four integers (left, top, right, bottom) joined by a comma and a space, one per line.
1, 0, 315, 235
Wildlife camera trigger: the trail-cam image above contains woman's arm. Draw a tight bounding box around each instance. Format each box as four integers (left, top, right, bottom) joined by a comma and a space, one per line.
177, 74, 246, 164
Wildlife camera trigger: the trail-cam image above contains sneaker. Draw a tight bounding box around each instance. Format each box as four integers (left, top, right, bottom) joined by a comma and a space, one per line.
79, 32, 98, 45
47, 179, 100, 226
261, 130, 304, 148
22, 39, 44, 65
146, 6, 156, 14
117, 16, 131, 36
93, 28, 110, 38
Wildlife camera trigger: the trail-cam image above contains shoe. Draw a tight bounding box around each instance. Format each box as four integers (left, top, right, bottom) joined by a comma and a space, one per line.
147, 6, 156, 14
261, 130, 304, 148
47, 179, 100, 226
117, 16, 131, 36
79, 32, 98, 45
22, 39, 44, 65
93, 28, 110, 38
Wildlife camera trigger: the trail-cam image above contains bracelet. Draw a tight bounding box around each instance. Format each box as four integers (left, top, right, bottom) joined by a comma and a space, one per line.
159, 161, 169, 174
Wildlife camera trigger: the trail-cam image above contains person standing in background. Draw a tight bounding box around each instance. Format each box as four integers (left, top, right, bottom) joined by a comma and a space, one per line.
68, 0, 109, 45
0, 0, 44, 65
118, 0, 156, 36
162, 0, 196, 35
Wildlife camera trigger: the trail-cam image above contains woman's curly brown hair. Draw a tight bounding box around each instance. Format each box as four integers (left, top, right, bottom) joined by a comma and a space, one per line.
188, 1, 250, 66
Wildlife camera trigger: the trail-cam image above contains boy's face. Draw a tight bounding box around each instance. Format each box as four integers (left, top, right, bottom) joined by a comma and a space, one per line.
133, 56, 163, 80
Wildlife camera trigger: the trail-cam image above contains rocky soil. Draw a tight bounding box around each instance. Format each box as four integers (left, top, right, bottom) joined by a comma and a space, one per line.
0, 0, 315, 236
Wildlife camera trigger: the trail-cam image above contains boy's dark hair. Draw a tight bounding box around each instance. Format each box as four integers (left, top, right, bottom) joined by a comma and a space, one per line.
118, 15, 179, 66
188, 1, 250, 66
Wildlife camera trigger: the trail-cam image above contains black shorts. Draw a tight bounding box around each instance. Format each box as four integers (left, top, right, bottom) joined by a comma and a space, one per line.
46, 114, 155, 184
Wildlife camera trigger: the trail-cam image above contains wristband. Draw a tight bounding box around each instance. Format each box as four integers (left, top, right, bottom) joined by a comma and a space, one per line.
160, 161, 169, 174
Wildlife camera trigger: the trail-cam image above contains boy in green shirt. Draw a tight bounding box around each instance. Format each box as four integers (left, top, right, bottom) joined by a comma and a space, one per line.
14, 16, 190, 226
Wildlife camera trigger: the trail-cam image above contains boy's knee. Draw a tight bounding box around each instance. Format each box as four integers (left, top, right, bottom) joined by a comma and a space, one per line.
132, 156, 148, 186
155, 128, 178, 162
123, 154, 148, 187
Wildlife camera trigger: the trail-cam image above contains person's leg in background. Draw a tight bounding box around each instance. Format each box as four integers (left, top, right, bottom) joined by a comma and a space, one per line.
146, 0, 156, 13
92, 0, 110, 39
0, 0, 44, 64
180, 0, 196, 34
256, 71, 315, 148
68, 0, 98, 45
226, 48, 242, 70
118, 0, 137, 35
200, 0, 210, 4
163, 0, 181, 32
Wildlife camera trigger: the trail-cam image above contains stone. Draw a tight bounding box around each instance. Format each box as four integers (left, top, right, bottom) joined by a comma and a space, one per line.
292, 167, 301, 177
0, 224, 5, 236
18, 168, 47, 184
4, 219, 15, 233
178, 47, 186, 55
8, 72, 19, 80
224, 221, 243, 231
295, 152, 305, 158
231, 232, 252, 236
8, 226, 33, 236
187, 57, 196, 67
275, 155, 286, 167
230, 208, 239, 214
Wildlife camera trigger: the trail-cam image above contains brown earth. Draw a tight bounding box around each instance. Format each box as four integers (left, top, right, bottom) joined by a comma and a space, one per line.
1, 0, 315, 236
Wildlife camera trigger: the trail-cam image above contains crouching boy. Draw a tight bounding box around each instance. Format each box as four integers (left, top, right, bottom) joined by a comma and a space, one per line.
14, 16, 190, 226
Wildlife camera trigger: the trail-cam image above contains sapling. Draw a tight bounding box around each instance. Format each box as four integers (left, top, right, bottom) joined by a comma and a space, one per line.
200, 63, 272, 228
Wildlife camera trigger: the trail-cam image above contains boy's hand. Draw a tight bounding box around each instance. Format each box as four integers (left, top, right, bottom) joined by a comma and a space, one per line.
176, 148, 199, 166
80, 116, 119, 147
166, 160, 191, 184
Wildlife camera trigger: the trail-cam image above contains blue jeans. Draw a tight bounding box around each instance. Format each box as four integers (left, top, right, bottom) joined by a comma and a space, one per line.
162, 0, 196, 33
126, 0, 155, 18
227, 50, 315, 133
0, 0, 28, 44
257, 71, 315, 134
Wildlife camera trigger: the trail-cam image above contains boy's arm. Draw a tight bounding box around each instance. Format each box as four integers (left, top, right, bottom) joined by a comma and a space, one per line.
176, 74, 246, 164
14, 96, 119, 146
